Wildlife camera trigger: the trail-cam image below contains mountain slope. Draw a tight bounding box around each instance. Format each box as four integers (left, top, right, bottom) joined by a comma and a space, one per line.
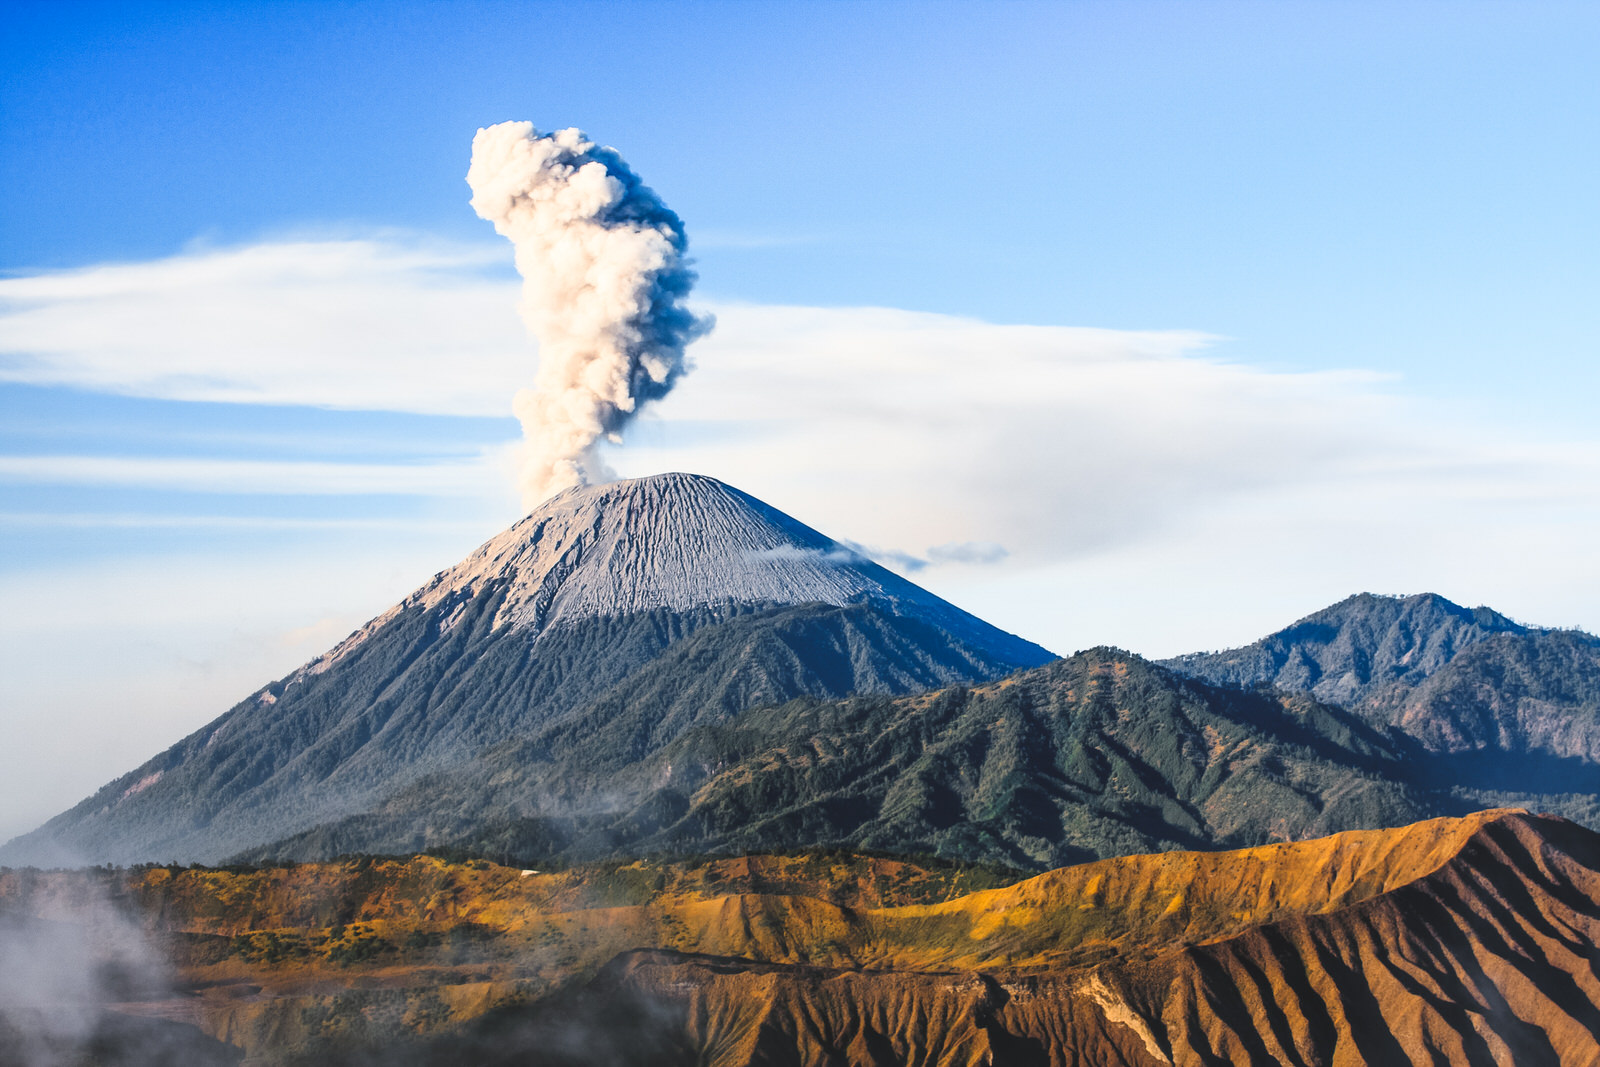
254, 630, 1600, 873
238, 647, 1433, 870
2, 474, 1051, 867
344, 470, 1033, 650
1160, 591, 1530, 707
1377, 628, 1600, 760
1163, 592, 1600, 811
632, 649, 1428, 869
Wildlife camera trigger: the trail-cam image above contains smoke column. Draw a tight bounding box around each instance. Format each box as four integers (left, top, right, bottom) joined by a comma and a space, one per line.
467, 122, 712, 506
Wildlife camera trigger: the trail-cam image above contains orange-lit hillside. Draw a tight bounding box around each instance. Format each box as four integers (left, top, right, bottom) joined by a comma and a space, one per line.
5, 809, 1600, 1065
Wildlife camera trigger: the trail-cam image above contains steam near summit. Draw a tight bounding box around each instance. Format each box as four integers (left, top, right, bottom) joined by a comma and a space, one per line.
468, 123, 712, 506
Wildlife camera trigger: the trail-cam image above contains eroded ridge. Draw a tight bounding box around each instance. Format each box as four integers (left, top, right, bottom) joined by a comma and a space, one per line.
8, 809, 1600, 1064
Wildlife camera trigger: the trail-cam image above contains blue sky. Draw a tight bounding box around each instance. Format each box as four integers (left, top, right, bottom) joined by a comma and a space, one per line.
3, 0, 1600, 840
8, 0, 1600, 413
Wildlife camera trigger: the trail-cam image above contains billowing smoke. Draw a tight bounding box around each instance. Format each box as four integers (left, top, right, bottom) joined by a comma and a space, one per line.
467, 123, 712, 506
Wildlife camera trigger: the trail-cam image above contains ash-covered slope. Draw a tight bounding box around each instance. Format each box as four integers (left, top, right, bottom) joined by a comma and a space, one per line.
328, 471, 1023, 651
2, 473, 1051, 867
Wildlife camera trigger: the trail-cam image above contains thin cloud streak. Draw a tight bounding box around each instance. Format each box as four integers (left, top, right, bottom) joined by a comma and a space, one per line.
608, 303, 1416, 562
0, 512, 495, 531
0, 452, 514, 497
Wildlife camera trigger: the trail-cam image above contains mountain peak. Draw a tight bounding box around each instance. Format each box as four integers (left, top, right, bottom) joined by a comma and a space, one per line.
1161, 590, 1530, 707
1308, 591, 1526, 635
302, 472, 963, 677
401, 471, 953, 637
1, 472, 1053, 866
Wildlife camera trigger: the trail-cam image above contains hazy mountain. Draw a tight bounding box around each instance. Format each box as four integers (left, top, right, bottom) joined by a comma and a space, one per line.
1160, 592, 1530, 707
1380, 628, 1600, 762
1162, 592, 1600, 812
1, 473, 1051, 867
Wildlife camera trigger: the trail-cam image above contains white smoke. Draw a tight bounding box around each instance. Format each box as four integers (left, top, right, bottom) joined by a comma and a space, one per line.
0, 871, 181, 1067
467, 123, 712, 506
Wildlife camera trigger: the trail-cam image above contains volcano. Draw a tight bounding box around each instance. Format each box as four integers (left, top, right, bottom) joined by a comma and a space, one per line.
2, 473, 1053, 866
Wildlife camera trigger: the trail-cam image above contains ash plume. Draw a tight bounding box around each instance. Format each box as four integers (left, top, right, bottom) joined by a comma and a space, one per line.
467, 122, 712, 506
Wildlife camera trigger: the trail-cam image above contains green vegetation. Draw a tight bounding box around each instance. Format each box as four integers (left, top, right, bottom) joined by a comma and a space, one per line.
19, 588, 1600, 881
1163, 591, 1600, 808
11, 598, 1046, 869
257, 648, 1429, 873
232, 614, 1600, 875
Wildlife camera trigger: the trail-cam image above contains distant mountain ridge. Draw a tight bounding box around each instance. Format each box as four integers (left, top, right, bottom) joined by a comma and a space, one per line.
1, 474, 1051, 867
1162, 592, 1600, 770
1383, 628, 1600, 762
1160, 592, 1531, 707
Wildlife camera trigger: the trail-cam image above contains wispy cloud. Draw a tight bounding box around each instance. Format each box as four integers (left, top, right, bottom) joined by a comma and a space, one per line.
5, 238, 1599, 589
744, 544, 864, 565
609, 302, 1408, 563
0, 512, 492, 531
5, 237, 1599, 587
928, 541, 1009, 566
0, 452, 512, 497
0, 236, 1593, 643
0, 237, 527, 416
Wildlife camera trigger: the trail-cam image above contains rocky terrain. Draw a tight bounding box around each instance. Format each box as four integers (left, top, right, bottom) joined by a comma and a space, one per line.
589, 809, 1600, 1066
1160, 592, 1533, 707
5, 809, 1599, 1065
